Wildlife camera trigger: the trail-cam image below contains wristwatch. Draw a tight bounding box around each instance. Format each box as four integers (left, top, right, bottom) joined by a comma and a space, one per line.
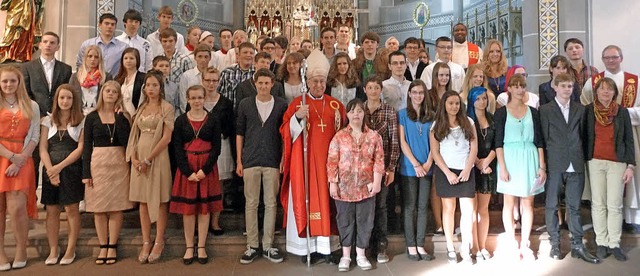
143, 159, 152, 166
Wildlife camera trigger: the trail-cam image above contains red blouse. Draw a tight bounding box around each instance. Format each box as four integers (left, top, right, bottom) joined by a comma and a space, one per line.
327, 125, 385, 202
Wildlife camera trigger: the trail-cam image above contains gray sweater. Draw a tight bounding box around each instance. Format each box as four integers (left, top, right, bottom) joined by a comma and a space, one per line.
236, 96, 288, 169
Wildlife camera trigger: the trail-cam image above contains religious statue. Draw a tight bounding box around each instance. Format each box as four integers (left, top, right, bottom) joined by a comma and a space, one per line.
332, 12, 342, 28
247, 18, 259, 45
344, 12, 354, 28
0, 0, 37, 62
272, 11, 282, 38
292, 4, 310, 40
260, 10, 271, 36
320, 11, 330, 30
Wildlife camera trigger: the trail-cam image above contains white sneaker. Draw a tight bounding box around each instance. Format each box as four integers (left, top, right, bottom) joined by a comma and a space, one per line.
338, 257, 351, 272
356, 256, 372, 270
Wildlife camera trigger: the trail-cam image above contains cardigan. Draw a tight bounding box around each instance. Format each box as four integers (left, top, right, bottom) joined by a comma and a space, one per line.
584, 103, 635, 165
494, 106, 544, 149
172, 112, 221, 176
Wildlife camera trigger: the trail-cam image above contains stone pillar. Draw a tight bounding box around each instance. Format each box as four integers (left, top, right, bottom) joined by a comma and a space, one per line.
358, 0, 370, 39
452, 0, 464, 24
521, 0, 558, 93
232, 0, 245, 30
55, 0, 97, 69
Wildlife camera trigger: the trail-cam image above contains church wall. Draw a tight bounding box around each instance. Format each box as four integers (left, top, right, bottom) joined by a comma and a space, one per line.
590, 0, 640, 76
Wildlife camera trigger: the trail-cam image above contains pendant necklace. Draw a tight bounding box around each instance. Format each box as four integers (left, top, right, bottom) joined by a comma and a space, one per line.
480, 127, 488, 139
310, 96, 327, 132
106, 121, 116, 144
190, 113, 207, 139
57, 129, 67, 141
415, 122, 423, 136
4, 98, 17, 108
451, 127, 463, 146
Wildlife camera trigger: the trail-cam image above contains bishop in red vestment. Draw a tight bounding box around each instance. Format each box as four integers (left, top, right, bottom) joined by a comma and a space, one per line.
280, 49, 346, 257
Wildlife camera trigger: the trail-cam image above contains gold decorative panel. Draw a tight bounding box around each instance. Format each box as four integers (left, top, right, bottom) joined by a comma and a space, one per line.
244, 0, 357, 45
538, 0, 558, 70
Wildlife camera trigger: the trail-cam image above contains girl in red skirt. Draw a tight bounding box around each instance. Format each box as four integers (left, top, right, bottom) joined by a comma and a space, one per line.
170, 85, 221, 265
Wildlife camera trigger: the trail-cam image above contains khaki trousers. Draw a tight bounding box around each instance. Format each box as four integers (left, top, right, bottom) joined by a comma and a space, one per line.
243, 167, 280, 249
588, 159, 626, 248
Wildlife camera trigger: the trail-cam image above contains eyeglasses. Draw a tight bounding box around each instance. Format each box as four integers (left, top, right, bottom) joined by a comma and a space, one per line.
202, 79, 219, 83
437, 46, 453, 50
602, 56, 620, 61
390, 61, 406, 66
405, 46, 419, 50
263, 46, 275, 50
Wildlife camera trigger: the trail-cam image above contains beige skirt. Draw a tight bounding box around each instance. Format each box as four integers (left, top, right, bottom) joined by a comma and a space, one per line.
85, 147, 134, 212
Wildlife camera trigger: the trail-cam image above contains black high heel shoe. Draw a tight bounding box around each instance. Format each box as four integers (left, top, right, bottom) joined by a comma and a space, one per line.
197, 247, 208, 264
183, 247, 195, 265
95, 244, 108, 265
105, 244, 118, 265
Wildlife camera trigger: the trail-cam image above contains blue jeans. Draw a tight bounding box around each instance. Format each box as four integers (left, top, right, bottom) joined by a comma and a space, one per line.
401, 175, 432, 247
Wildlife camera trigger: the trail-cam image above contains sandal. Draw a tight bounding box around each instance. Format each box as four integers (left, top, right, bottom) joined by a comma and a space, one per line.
105, 244, 118, 265
148, 242, 165, 264
95, 244, 108, 265
138, 241, 151, 264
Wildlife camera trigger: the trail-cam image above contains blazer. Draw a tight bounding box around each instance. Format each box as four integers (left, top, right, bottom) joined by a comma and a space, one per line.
22, 59, 73, 117
537, 80, 581, 106
584, 103, 635, 166
131, 71, 146, 108
539, 100, 586, 173
404, 61, 428, 81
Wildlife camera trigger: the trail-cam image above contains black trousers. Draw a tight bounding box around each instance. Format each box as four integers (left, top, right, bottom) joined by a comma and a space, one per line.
335, 197, 376, 248
545, 171, 585, 247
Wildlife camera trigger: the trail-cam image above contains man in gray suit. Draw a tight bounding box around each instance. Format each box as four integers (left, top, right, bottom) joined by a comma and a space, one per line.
22, 31, 73, 190
22, 31, 73, 117
540, 72, 599, 264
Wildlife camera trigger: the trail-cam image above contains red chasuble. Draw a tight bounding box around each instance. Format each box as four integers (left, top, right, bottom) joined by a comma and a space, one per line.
592, 71, 639, 108
280, 94, 346, 237
468, 43, 481, 66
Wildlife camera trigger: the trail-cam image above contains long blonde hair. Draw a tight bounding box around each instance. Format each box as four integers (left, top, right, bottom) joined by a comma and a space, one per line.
77, 45, 107, 85
461, 63, 496, 113
482, 39, 508, 78
95, 80, 123, 112
0, 65, 35, 119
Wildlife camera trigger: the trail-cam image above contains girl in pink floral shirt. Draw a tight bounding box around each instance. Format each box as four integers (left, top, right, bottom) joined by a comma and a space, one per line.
327, 98, 385, 272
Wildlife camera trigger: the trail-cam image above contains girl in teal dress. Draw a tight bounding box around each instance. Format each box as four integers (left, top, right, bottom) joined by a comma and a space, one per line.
494, 74, 546, 260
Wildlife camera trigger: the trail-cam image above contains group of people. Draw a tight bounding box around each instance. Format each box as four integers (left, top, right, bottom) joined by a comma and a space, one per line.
0, 5, 638, 273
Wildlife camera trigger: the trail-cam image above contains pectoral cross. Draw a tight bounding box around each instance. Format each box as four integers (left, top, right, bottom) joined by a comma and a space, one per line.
317, 120, 327, 132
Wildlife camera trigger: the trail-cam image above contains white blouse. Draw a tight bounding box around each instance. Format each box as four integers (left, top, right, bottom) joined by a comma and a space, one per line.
284, 82, 303, 103
431, 117, 474, 170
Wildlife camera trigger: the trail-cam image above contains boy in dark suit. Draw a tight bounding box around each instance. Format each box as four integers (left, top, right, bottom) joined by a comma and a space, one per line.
22, 31, 73, 191
540, 73, 600, 264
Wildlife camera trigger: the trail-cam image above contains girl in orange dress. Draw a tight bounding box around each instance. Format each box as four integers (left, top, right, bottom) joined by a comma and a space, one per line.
0, 66, 40, 270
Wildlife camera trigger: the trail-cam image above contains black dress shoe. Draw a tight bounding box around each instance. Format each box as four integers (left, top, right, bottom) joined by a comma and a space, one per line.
549, 245, 562, 260
571, 247, 601, 264
596, 246, 610, 259
610, 247, 627, 261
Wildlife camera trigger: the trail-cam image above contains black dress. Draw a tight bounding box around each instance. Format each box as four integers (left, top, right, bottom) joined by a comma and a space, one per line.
474, 114, 497, 194
41, 124, 84, 205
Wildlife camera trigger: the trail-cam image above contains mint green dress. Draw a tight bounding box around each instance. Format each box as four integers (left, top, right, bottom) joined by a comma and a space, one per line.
496, 108, 543, 197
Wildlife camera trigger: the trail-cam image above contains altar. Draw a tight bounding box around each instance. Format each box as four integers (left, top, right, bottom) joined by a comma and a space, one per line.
244, 0, 359, 46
